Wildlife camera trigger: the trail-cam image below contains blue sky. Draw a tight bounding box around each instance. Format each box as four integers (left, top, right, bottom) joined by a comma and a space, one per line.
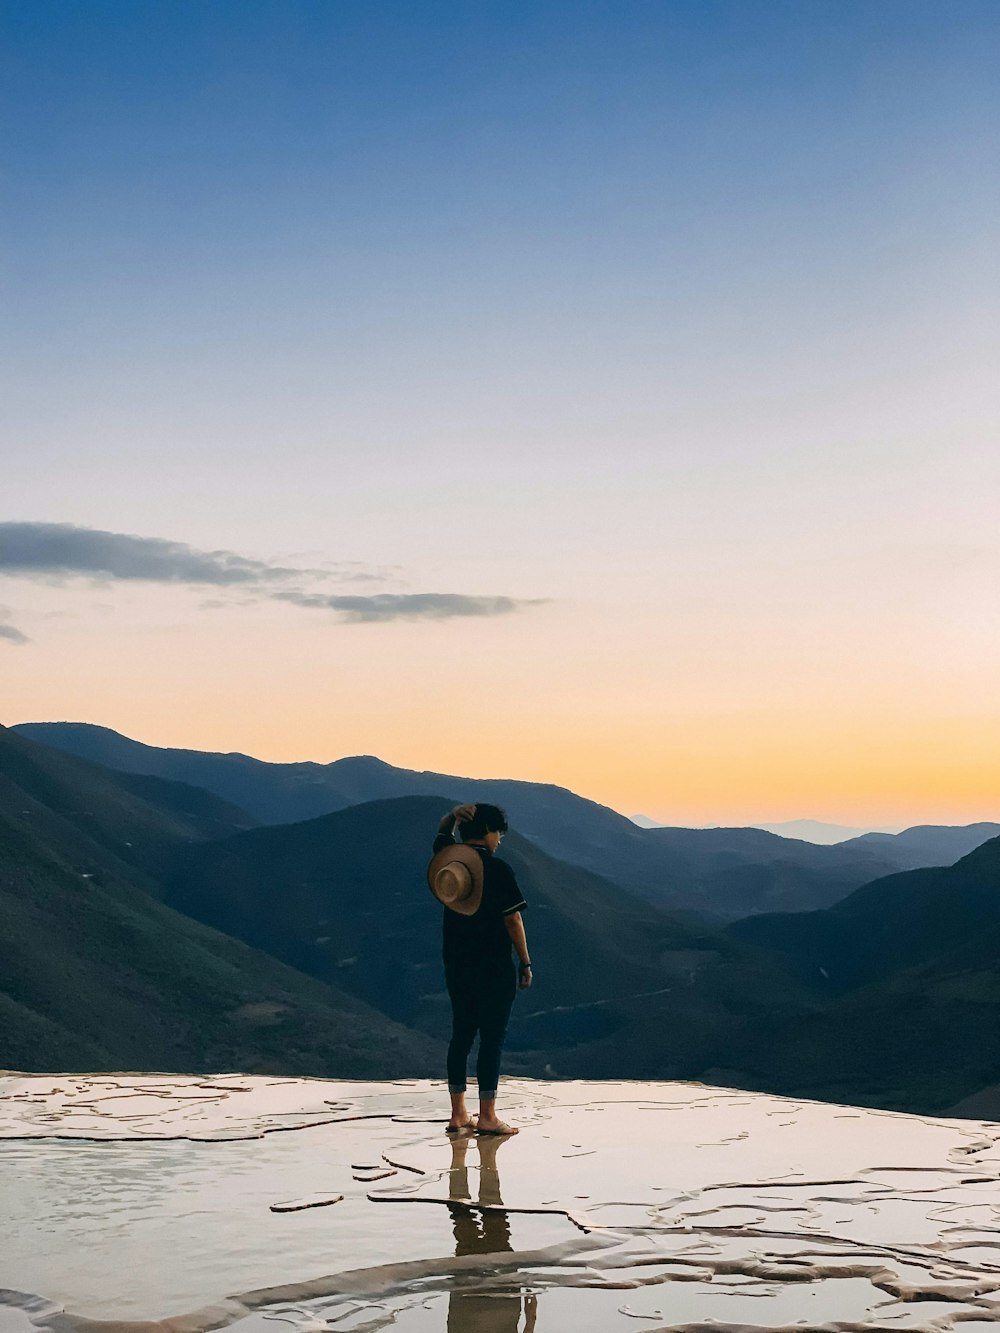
2, 1, 998, 823
6, 2, 993, 413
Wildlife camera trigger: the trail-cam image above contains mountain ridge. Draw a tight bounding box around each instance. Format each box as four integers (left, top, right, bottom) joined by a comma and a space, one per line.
17, 721, 997, 919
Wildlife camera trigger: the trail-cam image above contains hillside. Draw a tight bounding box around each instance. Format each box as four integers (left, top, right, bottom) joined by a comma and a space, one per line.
165, 795, 717, 1039
163, 794, 818, 1074
0, 728, 438, 1076
725, 838, 1000, 1110
17, 721, 981, 919
641, 823, 897, 915
0, 723, 256, 885
0, 727, 810, 1087
728, 834, 1000, 991
838, 822, 1000, 871
13, 721, 351, 825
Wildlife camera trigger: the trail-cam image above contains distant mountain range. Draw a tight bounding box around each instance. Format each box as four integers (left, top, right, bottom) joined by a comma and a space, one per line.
14, 722, 999, 919
634, 815, 873, 841
3, 720, 998, 1115
751, 819, 902, 843
633, 816, 910, 845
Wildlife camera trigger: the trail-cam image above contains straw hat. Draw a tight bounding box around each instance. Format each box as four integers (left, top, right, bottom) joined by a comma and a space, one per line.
427, 843, 485, 915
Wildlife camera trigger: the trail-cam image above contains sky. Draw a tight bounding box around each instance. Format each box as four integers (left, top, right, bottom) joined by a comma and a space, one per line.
2, 0, 998, 826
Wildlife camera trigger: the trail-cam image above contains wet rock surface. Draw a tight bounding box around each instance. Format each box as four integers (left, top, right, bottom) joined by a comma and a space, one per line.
1, 1074, 998, 1332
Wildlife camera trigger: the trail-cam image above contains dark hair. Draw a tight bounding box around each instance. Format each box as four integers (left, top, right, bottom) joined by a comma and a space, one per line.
459, 802, 509, 841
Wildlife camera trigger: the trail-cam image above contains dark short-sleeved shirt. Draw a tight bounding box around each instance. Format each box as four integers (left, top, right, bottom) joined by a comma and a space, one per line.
433, 834, 527, 974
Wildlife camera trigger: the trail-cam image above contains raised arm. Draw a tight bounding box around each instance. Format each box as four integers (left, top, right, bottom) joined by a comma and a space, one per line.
437, 803, 476, 836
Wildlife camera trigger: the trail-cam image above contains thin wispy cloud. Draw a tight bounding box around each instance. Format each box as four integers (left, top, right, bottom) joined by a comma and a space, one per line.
278, 591, 546, 623
0, 603, 29, 645
0, 522, 545, 628
0, 522, 302, 586
278, 552, 401, 584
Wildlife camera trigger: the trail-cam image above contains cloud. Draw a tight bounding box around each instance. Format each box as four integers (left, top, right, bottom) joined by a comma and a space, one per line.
0, 603, 29, 644
281, 553, 402, 584
277, 591, 547, 623
0, 523, 548, 630
0, 522, 301, 586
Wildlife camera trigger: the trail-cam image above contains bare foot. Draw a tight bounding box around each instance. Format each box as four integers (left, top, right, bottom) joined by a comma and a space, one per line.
476, 1118, 519, 1136
446, 1118, 477, 1133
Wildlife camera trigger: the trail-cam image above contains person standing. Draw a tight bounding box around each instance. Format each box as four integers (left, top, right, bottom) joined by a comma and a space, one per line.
427, 802, 532, 1135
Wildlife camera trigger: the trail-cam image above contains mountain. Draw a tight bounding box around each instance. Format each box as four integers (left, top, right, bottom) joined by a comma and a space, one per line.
4, 723, 995, 1113
728, 834, 1000, 992
163, 793, 829, 1080
751, 819, 895, 844
548, 840, 1000, 1113
0, 723, 257, 885
838, 822, 1000, 871
0, 725, 438, 1076
637, 823, 902, 916
163, 794, 764, 1054
12, 723, 680, 895
724, 837, 1000, 1110
0, 726, 807, 1087
632, 816, 892, 843
12, 721, 360, 825
17, 722, 982, 920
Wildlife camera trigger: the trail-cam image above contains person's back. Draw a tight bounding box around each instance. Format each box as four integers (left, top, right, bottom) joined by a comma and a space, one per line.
440, 845, 524, 975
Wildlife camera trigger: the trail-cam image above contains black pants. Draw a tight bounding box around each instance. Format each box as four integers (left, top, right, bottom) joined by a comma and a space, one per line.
445, 964, 516, 1100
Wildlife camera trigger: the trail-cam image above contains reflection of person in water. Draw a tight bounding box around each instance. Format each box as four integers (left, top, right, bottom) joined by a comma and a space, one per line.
427, 803, 533, 1136
446, 1134, 537, 1333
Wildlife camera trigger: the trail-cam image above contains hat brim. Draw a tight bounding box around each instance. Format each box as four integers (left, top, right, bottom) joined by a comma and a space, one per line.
427, 844, 485, 916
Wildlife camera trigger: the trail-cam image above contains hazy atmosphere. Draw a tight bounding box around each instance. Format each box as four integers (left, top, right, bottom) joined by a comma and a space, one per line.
3, 0, 998, 825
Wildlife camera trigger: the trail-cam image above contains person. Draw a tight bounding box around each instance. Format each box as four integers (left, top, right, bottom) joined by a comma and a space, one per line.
430, 802, 532, 1136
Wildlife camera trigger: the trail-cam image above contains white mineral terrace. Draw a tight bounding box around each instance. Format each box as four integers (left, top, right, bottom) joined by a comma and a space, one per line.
1, 1075, 999, 1332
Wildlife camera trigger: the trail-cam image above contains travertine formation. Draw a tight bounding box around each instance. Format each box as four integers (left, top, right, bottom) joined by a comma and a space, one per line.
1, 1074, 998, 1332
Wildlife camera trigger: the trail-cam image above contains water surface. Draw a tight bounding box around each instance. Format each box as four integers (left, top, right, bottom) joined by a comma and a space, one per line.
2, 1074, 998, 1331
